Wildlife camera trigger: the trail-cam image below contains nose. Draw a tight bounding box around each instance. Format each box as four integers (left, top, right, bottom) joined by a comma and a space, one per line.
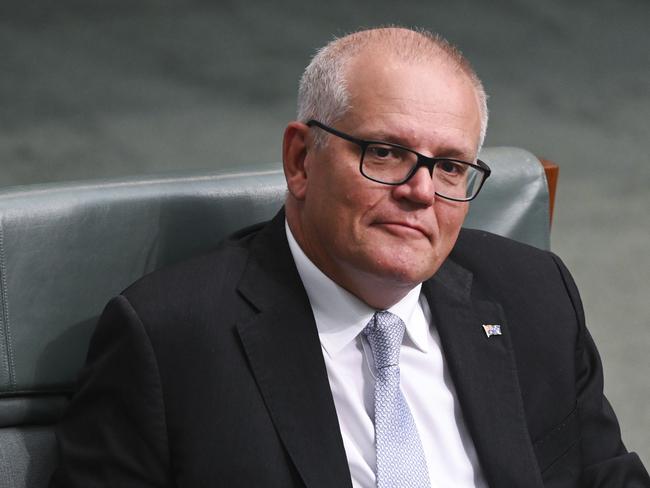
391, 166, 436, 206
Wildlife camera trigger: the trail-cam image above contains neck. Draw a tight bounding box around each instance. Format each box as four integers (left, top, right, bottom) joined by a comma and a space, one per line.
337, 270, 416, 310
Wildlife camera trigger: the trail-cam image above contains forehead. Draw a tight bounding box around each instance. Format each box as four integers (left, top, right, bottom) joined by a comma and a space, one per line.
340, 50, 481, 155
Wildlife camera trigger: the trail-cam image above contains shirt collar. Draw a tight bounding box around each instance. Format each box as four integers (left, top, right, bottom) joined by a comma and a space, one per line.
285, 220, 429, 357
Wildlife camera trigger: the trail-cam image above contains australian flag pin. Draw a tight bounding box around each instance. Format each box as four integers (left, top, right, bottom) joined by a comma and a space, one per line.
482, 324, 502, 338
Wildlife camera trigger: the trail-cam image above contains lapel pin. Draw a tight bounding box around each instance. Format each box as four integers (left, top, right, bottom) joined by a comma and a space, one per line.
482, 324, 502, 338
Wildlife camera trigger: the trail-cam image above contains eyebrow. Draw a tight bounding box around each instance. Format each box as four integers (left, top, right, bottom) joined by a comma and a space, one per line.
356, 130, 474, 160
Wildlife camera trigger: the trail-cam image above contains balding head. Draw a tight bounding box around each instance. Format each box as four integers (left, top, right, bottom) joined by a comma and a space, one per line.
297, 27, 488, 152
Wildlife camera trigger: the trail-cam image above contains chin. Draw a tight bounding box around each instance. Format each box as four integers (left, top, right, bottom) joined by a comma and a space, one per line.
366, 251, 440, 287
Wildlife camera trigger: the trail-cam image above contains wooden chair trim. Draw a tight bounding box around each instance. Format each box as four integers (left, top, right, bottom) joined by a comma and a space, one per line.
540, 158, 559, 224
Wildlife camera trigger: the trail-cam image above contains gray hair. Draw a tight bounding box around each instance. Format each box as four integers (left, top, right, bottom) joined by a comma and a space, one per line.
297, 27, 489, 152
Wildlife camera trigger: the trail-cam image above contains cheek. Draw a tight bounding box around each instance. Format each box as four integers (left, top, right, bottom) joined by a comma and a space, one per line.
307, 177, 371, 243
435, 201, 468, 233
336, 182, 384, 226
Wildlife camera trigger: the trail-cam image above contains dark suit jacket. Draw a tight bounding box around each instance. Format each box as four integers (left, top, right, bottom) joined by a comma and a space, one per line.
51, 210, 650, 487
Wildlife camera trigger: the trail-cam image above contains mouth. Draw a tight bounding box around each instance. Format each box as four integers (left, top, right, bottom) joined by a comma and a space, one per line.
373, 221, 430, 239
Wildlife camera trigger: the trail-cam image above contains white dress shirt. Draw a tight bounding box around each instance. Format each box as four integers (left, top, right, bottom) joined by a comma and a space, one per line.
286, 221, 488, 488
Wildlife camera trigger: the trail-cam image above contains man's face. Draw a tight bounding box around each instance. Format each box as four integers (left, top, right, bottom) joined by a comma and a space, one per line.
292, 53, 482, 304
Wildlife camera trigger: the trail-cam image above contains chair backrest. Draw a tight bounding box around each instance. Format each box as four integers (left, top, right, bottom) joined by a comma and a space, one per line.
0, 147, 550, 488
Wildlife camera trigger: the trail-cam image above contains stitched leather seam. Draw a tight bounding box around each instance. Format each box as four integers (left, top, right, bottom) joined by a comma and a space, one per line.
0, 219, 16, 389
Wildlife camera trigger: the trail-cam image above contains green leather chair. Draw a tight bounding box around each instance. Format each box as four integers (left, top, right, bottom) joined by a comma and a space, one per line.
0, 147, 550, 487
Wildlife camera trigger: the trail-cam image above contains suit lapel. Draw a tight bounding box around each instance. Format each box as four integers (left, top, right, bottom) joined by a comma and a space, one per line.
235, 211, 353, 488
424, 260, 544, 488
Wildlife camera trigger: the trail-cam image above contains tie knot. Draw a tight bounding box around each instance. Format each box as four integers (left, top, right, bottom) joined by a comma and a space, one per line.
363, 311, 406, 369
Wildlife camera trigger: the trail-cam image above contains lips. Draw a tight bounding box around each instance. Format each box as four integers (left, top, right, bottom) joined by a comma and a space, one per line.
373, 220, 431, 238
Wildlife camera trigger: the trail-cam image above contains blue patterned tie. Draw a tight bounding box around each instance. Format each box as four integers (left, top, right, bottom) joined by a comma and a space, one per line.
363, 311, 431, 488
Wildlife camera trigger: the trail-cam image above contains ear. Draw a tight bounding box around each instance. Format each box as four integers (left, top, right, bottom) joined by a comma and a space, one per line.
282, 121, 311, 200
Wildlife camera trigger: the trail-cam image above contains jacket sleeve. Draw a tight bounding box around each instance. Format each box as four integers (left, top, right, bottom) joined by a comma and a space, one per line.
552, 255, 650, 487
49, 295, 173, 487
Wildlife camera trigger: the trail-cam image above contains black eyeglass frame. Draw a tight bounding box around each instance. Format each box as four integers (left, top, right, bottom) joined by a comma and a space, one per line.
306, 119, 491, 202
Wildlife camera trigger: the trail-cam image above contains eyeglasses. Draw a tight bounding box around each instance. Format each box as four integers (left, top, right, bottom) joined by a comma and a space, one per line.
307, 120, 491, 202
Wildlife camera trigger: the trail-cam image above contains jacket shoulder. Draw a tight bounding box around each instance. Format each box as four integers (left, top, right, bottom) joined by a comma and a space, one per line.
455, 227, 550, 259
450, 228, 581, 319
453, 228, 560, 282
120, 220, 266, 319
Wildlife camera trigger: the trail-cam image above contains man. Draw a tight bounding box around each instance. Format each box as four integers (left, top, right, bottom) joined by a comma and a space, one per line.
51, 27, 649, 487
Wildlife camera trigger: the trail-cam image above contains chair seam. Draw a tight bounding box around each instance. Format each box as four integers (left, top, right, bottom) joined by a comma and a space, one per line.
0, 219, 16, 389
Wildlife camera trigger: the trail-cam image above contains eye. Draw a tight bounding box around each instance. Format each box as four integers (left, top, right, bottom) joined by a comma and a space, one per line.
364, 144, 414, 167
367, 145, 396, 160
437, 160, 466, 175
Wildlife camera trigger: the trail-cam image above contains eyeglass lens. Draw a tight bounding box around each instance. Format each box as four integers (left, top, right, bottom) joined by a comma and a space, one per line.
362, 143, 483, 200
